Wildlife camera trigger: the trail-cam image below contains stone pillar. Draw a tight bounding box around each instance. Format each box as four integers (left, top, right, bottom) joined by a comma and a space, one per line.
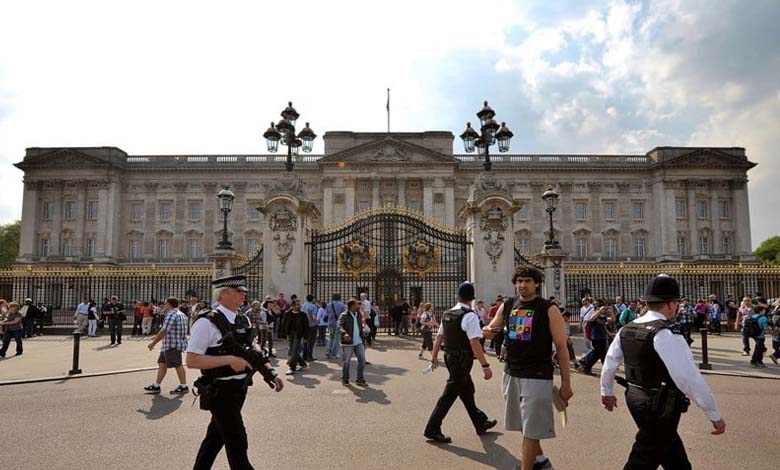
710, 187, 721, 255
687, 183, 698, 255
445, 178, 455, 226
209, 249, 242, 280
397, 177, 406, 208
538, 248, 567, 301
423, 178, 434, 218
52, 181, 64, 256
323, 178, 333, 226
344, 178, 356, 218
100, 179, 122, 261
732, 180, 752, 255
18, 181, 39, 260
371, 177, 380, 209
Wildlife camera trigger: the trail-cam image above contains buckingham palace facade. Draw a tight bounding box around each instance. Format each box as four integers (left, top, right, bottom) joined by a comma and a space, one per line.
15, 130, 755, 267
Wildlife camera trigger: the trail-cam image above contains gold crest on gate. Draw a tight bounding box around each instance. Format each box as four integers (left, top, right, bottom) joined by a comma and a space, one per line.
337, 238, 375, 277
403, 238, 440, 279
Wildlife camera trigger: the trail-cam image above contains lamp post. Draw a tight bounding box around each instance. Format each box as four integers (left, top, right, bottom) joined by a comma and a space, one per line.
459, 101, 514, 171
542, 186, 561, 250
217, 186, 235, 251
263, 101, 317, 172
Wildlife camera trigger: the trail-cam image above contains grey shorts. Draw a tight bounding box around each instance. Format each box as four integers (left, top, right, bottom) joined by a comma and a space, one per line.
502, 374, 555, 439
157, 349, 183, 367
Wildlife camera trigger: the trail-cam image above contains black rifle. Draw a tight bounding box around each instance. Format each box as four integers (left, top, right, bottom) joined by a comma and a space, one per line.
219, 332, 279, 389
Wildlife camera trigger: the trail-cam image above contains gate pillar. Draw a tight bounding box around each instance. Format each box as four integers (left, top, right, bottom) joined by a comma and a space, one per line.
257, 174, 320, 299
460, 173, 520, 303
538, 247, 567, 302
209, 249, 242, 281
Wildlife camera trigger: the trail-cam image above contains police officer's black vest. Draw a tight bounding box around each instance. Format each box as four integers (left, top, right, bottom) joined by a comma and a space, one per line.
620, 320, 677, 389
199, 309, 253, 379
442, 306, 472, 352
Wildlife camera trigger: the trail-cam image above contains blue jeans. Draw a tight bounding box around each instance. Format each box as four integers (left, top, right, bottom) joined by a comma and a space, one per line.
0, 329, 23, 356
326, 326, 340, 358
305, 326, 318, 360
341, 343, 366, 382
751, 337, 766, 364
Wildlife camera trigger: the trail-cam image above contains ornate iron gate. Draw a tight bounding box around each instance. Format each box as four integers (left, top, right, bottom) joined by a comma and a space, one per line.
308, 207, 469, 326
233, 247, 264, 301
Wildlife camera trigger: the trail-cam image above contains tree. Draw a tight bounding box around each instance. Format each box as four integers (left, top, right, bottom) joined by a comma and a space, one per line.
753, 236, 780, 265
0, 220, 21, 268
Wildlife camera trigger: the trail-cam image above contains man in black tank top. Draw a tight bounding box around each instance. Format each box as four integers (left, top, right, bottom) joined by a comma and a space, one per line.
484, 268, 573, 470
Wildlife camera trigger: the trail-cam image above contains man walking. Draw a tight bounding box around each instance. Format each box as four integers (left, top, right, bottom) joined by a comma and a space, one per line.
144, 297, 189, 395
338, 299, 368, 386
601, 274, 725, 469
484, 269, 573, 470
284, 299, 308, 376
425, 282, 496, 444
325, 293, 345, 359
302, 294, 319, 362
73, 298, 90, 334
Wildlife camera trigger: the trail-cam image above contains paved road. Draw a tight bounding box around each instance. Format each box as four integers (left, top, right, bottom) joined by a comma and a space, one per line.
3, 336, 775, 470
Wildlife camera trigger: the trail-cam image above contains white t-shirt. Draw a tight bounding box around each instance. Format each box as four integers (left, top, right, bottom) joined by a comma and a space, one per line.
437, 303, 484, 340
186, 306, 247, 380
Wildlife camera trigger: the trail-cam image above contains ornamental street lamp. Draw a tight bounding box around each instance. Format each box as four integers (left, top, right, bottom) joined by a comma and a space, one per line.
263, 101, 317, 172
217, 186, 235, 250
460, 100, 514, 171
542, 186, 561, 250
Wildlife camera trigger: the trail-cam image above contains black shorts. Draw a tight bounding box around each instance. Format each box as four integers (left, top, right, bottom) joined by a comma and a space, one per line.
157, 349, 183, 367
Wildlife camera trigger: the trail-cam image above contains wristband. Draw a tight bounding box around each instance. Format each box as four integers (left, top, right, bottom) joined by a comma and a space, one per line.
481, 363, 490, 368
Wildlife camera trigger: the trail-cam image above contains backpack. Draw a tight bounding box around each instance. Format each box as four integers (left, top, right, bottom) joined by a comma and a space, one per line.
743, 316, 762, 338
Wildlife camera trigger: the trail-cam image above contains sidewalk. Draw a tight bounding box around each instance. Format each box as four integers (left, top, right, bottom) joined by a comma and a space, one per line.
1, 331, 777, 384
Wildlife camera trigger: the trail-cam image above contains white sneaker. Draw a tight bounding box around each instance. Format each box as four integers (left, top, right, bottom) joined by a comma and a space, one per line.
285, 369, 295, 376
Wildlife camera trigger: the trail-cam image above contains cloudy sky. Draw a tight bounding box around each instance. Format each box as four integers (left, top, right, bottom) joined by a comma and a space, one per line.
1, 0, 778, 247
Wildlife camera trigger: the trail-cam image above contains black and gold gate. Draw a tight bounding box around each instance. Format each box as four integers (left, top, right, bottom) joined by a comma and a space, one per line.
308, 207, 469, 327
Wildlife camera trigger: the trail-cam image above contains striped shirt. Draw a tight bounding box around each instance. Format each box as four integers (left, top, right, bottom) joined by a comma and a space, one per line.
161, 309, 188, 351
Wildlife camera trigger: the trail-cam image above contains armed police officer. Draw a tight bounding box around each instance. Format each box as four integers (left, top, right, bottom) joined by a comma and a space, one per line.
601, 274, 726, 470
424, 281, 497, 443
186, 275, 284, 470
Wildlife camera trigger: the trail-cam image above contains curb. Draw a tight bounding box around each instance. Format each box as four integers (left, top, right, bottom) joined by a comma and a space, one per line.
0, 366, 158, 387
699, 369, 780, 380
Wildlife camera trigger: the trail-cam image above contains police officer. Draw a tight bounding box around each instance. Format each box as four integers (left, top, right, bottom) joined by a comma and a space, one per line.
600, 274, 726, 469
186, 275, 284, 470
424, 281, 497, 443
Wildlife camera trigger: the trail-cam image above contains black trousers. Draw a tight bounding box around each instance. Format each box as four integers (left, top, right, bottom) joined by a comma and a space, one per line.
624, 386, 690, 470
107, 317, 123, 344
194, 380, 254, 470
580, 338, 608, 370
425, 351, 488, 433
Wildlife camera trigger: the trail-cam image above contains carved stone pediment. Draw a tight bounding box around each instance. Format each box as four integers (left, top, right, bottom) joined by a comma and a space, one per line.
318, 137, 458, 165
15, 147, 128, 170
656, 148, 756, 169
268, 173, 305, 199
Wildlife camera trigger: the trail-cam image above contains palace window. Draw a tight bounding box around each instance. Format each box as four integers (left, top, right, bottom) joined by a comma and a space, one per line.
516, 204, 529, 221
187, 238, 201, 258
722, 233, 734, 255
40, 238, 50, 257
85, 237, 96, 257
247, 238, 259, 254
700, 235, 710, 255
130, 202, 143, 222
675, 200, 687, 219
605, 238, 617, 257
190, 202, 202, 221
62, 237, 75, 257
159, 201, 173, 221
41, 201, 53, 221
634, 238, 646, 258
575, 202, 587, 221
603, 201, 616, 221
247, 202, 260, 222
64, 201, 76, 220
719, 200, 730, 220
632, 201, 644, 221
677, 235, 687, 256
575, 238, 588, 257
516, 238, 530, 254
697, 200, 709, 219
129, 239, 141, 259
86, 200, 98, 221
159, 238, 170, 258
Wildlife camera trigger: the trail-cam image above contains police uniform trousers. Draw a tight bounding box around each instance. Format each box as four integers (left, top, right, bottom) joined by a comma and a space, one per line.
623, 385, 690, 470
425, 350, 488, 433
194, 379, 254, 470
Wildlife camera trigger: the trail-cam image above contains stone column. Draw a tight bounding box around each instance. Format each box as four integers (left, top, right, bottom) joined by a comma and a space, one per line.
423, 178, 434, 218
52, 181, 64, 256
397, 177, 406, 208
687, 182, 698, 255
445, 178, 455, 226
75, 180, 87, 257
18, 180, 39, 259
209, 250, 242, 280
371, 177, 380, 209
344, 178, 356, 218
102, 178, 122, 261
539, 248, 567, 301
710, 187, 721, 255
322, 178, 333, 226
732, 180, 752, 256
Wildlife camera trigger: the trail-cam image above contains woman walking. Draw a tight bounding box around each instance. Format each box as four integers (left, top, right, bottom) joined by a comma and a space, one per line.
417, 303, 438, 359
0, 302, 24, 357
